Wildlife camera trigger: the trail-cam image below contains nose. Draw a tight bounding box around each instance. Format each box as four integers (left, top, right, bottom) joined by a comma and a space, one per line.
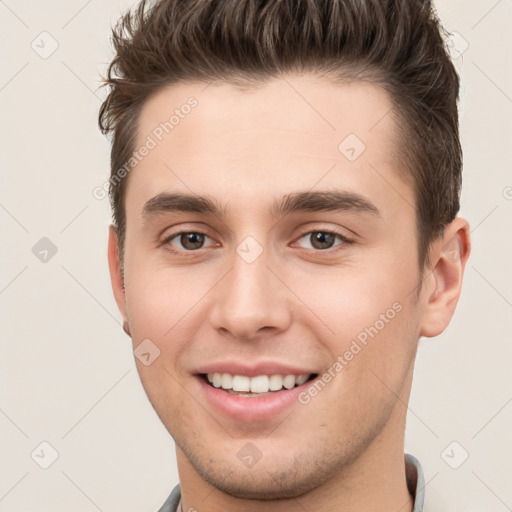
209, 243, 293, 341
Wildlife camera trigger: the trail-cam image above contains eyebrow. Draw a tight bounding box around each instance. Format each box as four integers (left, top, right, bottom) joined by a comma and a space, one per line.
141, 190, 380, 221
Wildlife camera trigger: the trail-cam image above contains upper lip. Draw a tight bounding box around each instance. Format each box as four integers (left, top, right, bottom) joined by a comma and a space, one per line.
195, 361, 317, 377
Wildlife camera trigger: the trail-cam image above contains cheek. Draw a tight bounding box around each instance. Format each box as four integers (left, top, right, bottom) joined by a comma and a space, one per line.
305, 299, 420, 435
123, 251, 211, 340
291, 255, 420, 380
123, 262, 202, 417
334, 292, 420, 408
291, 260, 414, 335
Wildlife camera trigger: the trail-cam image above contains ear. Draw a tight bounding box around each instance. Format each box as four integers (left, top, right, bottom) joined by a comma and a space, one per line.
107, 225, 128, 327
419, 217, 471, 338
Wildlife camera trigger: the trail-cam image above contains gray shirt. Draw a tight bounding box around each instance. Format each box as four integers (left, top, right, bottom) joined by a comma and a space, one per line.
157, 453, 425, 512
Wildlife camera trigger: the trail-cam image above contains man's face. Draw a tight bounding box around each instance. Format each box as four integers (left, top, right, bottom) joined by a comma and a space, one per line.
114, 75, 428, 498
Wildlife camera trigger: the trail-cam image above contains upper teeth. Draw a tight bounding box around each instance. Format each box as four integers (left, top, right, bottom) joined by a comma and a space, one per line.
206, 373, 310, 393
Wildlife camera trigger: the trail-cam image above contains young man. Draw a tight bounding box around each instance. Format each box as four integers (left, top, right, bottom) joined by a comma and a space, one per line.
99, 0, 470, 510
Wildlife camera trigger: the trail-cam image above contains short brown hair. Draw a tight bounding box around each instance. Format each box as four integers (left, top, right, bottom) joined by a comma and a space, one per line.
99, 0, 462, 270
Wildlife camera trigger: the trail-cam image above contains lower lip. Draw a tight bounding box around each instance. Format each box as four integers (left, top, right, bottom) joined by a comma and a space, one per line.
196, 376, 312, 422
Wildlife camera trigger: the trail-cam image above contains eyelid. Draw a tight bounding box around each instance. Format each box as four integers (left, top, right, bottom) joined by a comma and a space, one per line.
294, 224, 355, 242
158, 221, 212, 239
292, 227, 354, 251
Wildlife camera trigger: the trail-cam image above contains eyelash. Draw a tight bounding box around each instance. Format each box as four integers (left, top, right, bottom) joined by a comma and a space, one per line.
160, 228, 353, 255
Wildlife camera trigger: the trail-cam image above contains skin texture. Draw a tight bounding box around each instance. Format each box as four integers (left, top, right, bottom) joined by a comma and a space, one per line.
108, 74, 470, 512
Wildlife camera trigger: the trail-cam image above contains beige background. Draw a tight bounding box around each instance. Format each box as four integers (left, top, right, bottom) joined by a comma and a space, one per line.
1, 0, 511, 510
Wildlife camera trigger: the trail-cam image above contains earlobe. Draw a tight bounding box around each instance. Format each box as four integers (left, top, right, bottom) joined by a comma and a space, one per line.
419, 218, 471, 338
123, 320, 131, 336
107, 225, 129, 332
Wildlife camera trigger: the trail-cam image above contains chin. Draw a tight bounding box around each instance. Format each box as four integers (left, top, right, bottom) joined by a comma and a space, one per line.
194, 463, 319, 500
178, 435, 363, 501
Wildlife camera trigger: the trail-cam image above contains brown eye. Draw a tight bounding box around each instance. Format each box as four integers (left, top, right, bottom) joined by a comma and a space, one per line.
177, 232, 205, 250
295, 230, 349, 251
163, 231, 212, 252
309, 232, 336, 249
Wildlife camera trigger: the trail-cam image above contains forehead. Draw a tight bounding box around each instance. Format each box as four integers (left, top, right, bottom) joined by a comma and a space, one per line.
127, 74, 411, 215
136, 74, 397, 152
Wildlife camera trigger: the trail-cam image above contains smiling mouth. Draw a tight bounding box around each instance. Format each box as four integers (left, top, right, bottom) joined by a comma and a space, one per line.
201, 372, 318, 397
